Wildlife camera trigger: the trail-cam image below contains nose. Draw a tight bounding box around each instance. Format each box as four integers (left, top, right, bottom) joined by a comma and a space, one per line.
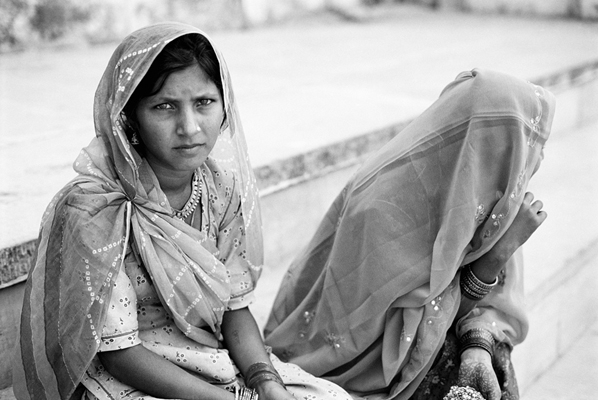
177, 107, 201, 137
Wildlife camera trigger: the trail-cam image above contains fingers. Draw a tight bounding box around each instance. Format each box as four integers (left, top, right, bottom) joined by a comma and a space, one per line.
530, 199, 547, 221
522, 191, 535, 205
457, 358, 501, 400
486, 389, 501, 400
530, 199, 543, 213
523, 192, 548, 220
535, 207, 548, 224
523, 192, 542, 210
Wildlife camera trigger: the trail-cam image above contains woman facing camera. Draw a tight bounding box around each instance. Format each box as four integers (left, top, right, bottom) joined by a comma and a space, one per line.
265, 69, 555, 400
12, 22, 352, 400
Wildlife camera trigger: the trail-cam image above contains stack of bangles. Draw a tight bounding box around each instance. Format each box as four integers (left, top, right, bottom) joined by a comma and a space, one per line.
459, 263, 498, 300
459, 328, 495, 358
233, 386, 259, 400
245, 361, 286, 394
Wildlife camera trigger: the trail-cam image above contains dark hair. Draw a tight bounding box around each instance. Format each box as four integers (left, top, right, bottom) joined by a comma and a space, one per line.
122, 34, 224, 141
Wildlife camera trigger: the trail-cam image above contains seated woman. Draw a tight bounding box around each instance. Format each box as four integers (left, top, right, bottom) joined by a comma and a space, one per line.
12, 22, 352, 400
264, 69, 555, 400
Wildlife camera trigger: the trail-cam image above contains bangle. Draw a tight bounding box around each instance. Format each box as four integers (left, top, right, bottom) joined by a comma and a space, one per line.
245, 362, 286, 390
459, 328, 495, 358
234, 386, 259, 400
460, 263, 498, 300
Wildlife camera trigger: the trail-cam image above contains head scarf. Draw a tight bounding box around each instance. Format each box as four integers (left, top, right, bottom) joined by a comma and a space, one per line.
13, 22, 262, 400
265, 69, 555, 398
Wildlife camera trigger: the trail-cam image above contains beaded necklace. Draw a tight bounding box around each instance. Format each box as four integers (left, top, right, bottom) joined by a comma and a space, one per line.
173, 171, 201, 220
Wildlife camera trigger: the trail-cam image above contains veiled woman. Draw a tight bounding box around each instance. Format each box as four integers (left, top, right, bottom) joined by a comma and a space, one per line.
13, 22, 352, 400
265, 69, 555, 400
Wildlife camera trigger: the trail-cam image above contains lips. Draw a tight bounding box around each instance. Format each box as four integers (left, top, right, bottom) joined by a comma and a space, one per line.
174, 143, 202, 150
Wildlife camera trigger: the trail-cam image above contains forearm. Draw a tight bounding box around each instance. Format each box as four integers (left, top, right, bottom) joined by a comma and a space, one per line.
221, 307, 273, 374
457, 250, 528, 345
98, 344, 233, 400
456, 236, 516, 319
456, 250, 504, 318
222, 307, 292, 399
469, 241, 513, 284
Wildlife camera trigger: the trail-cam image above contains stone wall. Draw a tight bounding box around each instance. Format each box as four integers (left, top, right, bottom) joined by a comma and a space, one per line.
0, 0, 362, 52
3, 0, 597, 52
439, 0, 598, 19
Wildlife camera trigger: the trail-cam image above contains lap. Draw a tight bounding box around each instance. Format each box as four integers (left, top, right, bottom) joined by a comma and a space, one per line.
82, 352, 352, 400
271, 353, 353, 400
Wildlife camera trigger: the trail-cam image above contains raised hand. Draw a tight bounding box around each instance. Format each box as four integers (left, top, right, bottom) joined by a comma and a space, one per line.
469, 191, 547, 285
496, 191, 547, 255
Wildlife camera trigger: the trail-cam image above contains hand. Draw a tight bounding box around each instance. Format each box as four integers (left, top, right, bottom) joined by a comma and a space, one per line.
470, 191, 547, 284
492, 342, 519, 400
495, 191, 547, 256
457, 348, 501, 400
255, 381, 295, 400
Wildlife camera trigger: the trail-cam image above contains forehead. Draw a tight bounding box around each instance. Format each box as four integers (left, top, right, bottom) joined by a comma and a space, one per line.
154, 63, 218, 96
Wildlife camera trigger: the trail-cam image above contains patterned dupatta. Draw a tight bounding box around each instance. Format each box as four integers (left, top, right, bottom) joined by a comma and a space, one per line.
13, 22, 262, 400
265, 69, 556, 398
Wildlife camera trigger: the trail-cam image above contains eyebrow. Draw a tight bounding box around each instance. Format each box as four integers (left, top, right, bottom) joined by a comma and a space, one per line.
149, 91, 220, 102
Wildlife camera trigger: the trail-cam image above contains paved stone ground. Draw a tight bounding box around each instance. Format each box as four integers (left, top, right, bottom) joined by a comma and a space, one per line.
524, 319, 598, 400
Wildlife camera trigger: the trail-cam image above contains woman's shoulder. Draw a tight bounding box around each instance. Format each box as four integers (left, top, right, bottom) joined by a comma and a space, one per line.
45, 177, 127, 225
43, 180, 87, 215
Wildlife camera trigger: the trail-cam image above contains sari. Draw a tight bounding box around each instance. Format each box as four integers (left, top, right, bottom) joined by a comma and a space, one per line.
264, 69, 556, 399
12, 22, 350, 400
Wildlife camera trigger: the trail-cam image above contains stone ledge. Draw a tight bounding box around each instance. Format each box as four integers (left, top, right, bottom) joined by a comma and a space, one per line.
532, 59, 598, 94
0, 240, 36, 289
255, 120, 410, 195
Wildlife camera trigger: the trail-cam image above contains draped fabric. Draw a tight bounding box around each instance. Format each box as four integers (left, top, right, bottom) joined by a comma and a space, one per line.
13, 22, 263, 400
264, 69, 555, 399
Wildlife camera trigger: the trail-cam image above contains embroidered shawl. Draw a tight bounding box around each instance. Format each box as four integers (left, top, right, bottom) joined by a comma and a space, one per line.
264, 69, 555, 399
13, 22, 263, 400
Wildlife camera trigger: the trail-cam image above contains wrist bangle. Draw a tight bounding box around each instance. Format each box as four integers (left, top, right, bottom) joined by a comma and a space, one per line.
460, 263, 498, 300
459, 328, 495, 358
233, 386, 258, 400
245, 362, 286, 390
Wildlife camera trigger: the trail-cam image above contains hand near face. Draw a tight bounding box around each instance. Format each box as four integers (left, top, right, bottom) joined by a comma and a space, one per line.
497, 191, 547, 253
468, 191, 547, 285
457, 348, 501, 400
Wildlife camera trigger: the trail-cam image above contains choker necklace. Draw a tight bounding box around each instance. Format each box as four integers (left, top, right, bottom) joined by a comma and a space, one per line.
174, 171, 201, 220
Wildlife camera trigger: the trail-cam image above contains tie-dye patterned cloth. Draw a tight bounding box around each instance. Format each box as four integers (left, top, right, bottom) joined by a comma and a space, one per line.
13, 22, 264, 400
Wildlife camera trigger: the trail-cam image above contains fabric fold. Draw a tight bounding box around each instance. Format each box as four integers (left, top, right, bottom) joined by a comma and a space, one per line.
265, 68, 555, 399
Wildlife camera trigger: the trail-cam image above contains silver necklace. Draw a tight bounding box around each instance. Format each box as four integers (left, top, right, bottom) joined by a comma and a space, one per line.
174, 171, 201, 220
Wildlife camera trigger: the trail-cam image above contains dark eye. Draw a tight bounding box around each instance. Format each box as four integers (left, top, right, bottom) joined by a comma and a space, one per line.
197, 99, 213, 107
155, 103, 174, 110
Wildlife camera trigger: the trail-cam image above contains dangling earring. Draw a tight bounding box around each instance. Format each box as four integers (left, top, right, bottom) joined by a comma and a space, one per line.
120, 111, 139, 145
131, 132, 140, 145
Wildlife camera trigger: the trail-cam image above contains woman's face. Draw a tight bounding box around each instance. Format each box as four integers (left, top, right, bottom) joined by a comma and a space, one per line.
135, 63, 224, 177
